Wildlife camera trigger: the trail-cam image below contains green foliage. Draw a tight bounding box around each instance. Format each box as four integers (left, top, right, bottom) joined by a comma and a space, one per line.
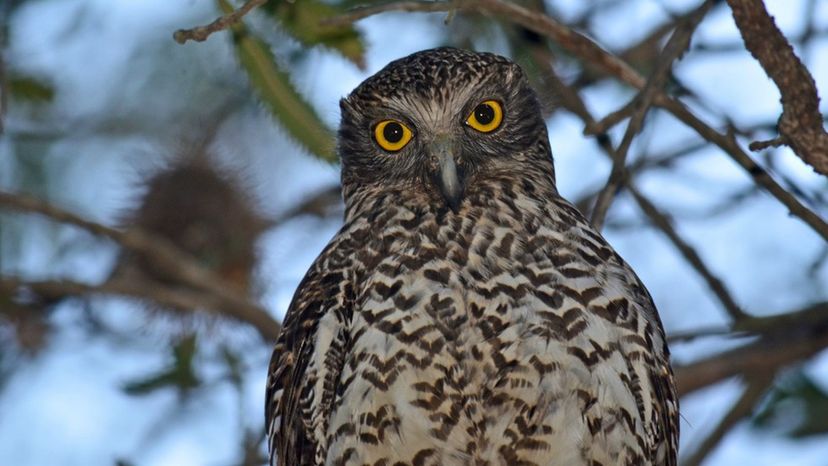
221, 344, 244, 389
219, 0, 336, 162
261, 0, 366, 68
122, 334, 201, 396
752, 370, 828, 438
8, 75, 54, 103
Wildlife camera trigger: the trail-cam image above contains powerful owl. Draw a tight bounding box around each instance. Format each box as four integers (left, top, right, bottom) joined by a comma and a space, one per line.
266, 48, 678, 466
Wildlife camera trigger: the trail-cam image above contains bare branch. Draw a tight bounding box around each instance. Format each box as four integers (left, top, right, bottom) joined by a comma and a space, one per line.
173, 0, 267, 44
320, 1, 458, 26
326, 0, 644, 88
0, 190, 281, 340
676, 301, 828, 396
748, 136, 785, 152
478, 0, 648, 88
663, 102, 828, 242
727, 0, 828, 176
0, 277, 281, 341
628, 186, 747, 321
572, 140, 710, 214
271, 185, 342, 226
499, 0, 828, 240
667, 326, 743, 343
590, 0, 714, 230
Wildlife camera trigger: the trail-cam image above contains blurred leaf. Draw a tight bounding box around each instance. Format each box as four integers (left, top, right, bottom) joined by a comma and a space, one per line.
219, 0, 336, 162
123, 334, 200, 396
8, 75, 54, 102
221, 344, 244, 389
752, 370, 828, 438
261, 0, 366, 68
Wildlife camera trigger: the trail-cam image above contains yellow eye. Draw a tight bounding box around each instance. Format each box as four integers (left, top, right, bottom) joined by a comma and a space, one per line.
466, 100, 503, 133
374, 120, 413, 152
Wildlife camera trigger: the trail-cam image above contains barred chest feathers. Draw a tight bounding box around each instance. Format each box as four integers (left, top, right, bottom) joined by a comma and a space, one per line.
303, 182, 671, 466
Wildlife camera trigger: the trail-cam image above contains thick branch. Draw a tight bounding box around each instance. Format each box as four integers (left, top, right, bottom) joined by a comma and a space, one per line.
0, 277, 281, 341
675, 301, 828, 396
0, 191, 281, 340
727, 0, 828, 176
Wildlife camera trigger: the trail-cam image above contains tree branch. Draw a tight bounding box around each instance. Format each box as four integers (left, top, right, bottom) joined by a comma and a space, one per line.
667, 325, 742, 343
727, 0, 828, 176
173, 0, 267, 44
0, 190, 281, 340
675, 301, 828, 396
628, 185, 747, 321
0, 277, 281, 341
589, 0, 714, 230
320, 0, 458, 25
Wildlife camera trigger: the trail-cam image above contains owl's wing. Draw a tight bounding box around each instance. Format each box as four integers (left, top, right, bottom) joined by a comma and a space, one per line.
265, 254, 352, 465
651, 351, 679, 466
632, 286, 680, 466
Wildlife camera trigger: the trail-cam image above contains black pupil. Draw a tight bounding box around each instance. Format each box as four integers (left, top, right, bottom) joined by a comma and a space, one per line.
475, 103, 495, 124
383, 122, 404, 143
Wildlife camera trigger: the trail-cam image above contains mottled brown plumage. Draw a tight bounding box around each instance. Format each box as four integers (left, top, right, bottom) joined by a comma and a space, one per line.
266, 47, 678, 465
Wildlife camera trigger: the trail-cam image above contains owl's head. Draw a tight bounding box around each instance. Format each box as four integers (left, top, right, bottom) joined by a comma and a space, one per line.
338, 47, 554, 214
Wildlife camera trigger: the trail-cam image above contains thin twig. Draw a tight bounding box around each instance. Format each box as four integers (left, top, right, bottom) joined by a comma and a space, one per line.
585, 1, 714, 136
727, 0, 828, 176
573, 139, 710, 212
270, 184, 342, 226
628, 186, 747, 320
0, 277, 281, 341
659, 99, 828, 243
667, 325, 746, 343
320, 1, 460, 26
173, 0, 267, 44
0, 190, 281, 340
589, 0, 714, 230
585, 98, 639, 137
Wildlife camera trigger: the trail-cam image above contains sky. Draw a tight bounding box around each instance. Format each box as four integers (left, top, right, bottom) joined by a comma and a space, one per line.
2, 0, 828, 465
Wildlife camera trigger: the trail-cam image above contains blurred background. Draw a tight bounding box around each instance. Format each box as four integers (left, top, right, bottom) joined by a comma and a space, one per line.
1, 0, 827, 465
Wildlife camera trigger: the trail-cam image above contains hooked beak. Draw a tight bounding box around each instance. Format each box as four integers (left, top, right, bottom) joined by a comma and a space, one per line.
429, 135, 464, 213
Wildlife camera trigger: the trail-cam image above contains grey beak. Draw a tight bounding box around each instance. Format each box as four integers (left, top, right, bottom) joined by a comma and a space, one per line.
429, 136, 463, 213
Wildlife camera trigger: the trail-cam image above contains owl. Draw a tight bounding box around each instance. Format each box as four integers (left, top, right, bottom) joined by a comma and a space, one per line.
266, 48, 678, 466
